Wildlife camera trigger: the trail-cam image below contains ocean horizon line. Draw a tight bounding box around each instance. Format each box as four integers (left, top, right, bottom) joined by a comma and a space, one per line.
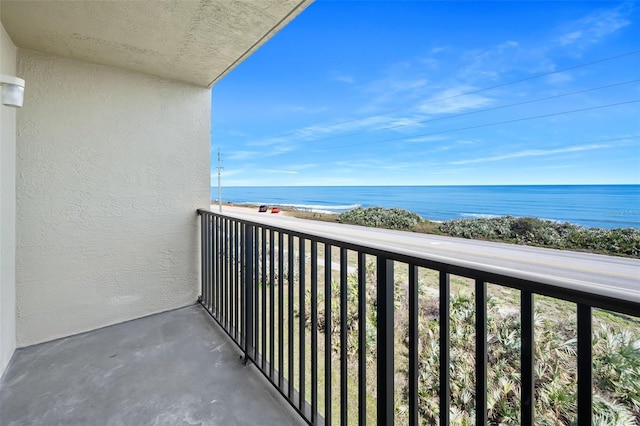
211, 185, 639, 229
218, 183, 639, 188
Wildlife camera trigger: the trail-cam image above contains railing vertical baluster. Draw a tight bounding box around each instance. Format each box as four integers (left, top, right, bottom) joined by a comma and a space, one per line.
358, 252, 367, 426
299, 238, 306, 414
207, 215, 215, 313
234, 221, 240, 341
278, 232, 284, 390
288, 234, 295, 400
324, 243, 333, 425
219, 216, 224, 319
217, 216, 223, 318
220, 218, 225, 325
311, 240, 318, 424
377, 257, 394, 426
270, 229, 275, 381
221, 217, 225, 319
225, 218, 230, 329
254, 226, 260, 360
521, 291, 534, 426
262, 227, 267, 370
340, 247, 348, 426
202, 214, 206, 309
439, 271, 450, 426
475, 280, 487, 425
577, 304, 592, 426
211, 216, 216, 313
223, 218, 228, 328
199, 213, 205, 306
408, 264, 418, 426
210, 214, 214, 312
244, 224, 254, 362
205, 214, 209, 311
228, 219, 234, 333
240, 222, 245, 349
213, 216, 218, 316
211, 215, 215, 312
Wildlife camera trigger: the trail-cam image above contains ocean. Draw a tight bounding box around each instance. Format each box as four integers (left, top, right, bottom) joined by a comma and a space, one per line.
212, 185, 640, 229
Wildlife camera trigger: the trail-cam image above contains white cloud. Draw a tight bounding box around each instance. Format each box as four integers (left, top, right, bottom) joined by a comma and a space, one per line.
545, 72, 574, 86
555, 5, 632, 49
450, 143, 612, 165
227, 144, 296, 160
459, 41, 554, 81
558, 31, 583, 46
405, 135, 449, 143
332, 73, 355, 84
227, 150, 261, 161
288, 113, 426, 141
417, 86, 494, 114
259, 169, 298, 174
273, 104, 328, 114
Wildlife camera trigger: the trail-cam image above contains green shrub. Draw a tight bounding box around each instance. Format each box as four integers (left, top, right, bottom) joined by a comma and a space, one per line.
337, 206, 422, 230
439, 216, 640, 257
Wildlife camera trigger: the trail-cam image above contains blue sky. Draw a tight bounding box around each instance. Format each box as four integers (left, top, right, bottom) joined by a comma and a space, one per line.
211, 1, 640, 186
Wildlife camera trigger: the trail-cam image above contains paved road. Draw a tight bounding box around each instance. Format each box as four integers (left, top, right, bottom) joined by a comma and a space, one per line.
212, 205, 640, 299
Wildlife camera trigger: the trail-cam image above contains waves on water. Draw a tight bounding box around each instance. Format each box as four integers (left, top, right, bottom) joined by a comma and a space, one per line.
460, 213, 500, 219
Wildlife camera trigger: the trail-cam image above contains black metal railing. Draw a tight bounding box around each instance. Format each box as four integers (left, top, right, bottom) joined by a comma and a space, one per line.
197, 209, 639, 426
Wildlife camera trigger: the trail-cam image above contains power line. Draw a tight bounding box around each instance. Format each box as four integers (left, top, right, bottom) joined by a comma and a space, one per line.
412, 50, 640, 111
303, 79, 640, 144
321, 99, 640, 150
257, 49, 640, 140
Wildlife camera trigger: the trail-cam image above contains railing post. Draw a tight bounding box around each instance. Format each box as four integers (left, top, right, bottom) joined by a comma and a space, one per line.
439, 272, 450, 426
521, 291, 534, 425
359, 253, 369, 425
340, 247, 348, 425
324, 243, 333, 425
577, 304, 592, 425
198, 211, 204, 304
243, 223, 255, 364
475, 280, 487, 425
377, 257, 394, 426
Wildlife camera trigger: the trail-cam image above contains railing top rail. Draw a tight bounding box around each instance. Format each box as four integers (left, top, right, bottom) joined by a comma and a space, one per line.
197, 209, 640, 316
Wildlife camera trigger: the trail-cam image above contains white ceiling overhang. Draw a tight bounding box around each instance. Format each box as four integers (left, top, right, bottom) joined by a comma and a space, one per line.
0, 0, 312, 87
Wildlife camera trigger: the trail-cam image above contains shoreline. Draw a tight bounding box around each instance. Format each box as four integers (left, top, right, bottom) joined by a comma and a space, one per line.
212, 201, 638, 230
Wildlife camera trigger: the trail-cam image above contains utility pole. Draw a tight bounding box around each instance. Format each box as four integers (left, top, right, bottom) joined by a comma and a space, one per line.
217, 148, 223, 212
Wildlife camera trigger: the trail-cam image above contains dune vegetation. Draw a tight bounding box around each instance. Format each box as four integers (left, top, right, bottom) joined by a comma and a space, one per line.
297, 206, 640, 258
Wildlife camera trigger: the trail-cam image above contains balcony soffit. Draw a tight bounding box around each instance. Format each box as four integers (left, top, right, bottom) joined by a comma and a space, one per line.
0, 0, 312, 88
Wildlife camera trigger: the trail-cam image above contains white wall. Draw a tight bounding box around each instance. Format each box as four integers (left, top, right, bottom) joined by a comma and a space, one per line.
16, 50, 210, 346
0, 23, 17, 378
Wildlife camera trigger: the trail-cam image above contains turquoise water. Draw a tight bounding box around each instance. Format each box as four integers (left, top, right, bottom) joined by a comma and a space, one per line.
212, 185, 640, 229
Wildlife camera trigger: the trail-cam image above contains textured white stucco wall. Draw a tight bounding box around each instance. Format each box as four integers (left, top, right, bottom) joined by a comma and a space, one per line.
0, 23, 17, 377
16, 50, 210, 346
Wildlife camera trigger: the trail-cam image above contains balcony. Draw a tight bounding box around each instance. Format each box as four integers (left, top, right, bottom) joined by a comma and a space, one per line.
1, 209, 638, 425
0, 304, 303, 425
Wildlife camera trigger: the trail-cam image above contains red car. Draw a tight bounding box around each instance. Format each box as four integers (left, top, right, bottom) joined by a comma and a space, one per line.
271, 207, 280, 214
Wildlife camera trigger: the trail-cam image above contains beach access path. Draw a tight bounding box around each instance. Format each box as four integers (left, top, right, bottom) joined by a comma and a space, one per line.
209, 205, 640, 297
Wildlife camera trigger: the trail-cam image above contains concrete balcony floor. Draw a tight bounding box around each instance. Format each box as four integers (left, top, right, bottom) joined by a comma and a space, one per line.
0, 305, 303, 426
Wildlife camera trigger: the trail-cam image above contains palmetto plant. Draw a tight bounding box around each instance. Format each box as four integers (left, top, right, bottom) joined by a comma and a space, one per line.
291, 260, 639, 424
